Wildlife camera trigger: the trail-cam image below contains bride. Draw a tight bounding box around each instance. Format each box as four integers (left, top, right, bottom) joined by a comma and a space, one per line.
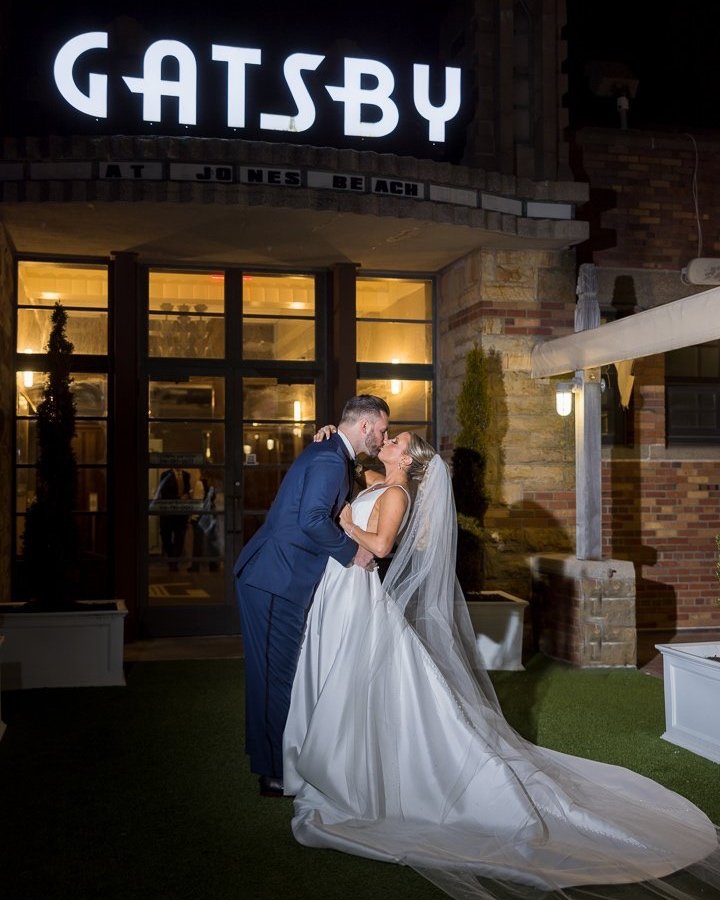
283, 429, 720, 900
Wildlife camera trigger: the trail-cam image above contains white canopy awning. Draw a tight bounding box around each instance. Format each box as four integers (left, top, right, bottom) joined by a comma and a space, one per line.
530, 284, 720, 378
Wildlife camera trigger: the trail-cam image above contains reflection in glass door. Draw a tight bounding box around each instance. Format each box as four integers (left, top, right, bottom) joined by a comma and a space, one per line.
240, 378, 317, 546
147, 375, 226, 614
143, 268, 232, 633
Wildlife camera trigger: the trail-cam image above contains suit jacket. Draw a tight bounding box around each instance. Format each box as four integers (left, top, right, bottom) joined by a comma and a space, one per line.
234, 433, 357, 602
157, 469, 192, 501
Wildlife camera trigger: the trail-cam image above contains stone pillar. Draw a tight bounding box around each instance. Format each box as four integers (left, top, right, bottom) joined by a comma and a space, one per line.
530, 554, 636, 667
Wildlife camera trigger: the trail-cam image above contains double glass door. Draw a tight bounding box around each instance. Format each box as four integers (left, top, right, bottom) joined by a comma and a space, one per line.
141, 269, 321, 636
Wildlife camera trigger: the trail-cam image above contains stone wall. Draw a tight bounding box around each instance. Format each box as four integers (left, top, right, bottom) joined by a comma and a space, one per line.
438, 246, 578, 602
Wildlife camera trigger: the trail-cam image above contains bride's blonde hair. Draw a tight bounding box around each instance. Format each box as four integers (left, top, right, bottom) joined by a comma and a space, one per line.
405, 433, 436, 483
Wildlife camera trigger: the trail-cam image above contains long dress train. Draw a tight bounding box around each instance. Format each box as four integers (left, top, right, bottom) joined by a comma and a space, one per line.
283, 469, 720, 900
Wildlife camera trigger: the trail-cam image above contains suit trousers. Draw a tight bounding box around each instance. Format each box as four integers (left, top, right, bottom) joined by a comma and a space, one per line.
236, 579, 310, 778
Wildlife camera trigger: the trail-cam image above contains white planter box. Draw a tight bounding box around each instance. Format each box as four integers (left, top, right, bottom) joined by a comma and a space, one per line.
655, 642, 720, 764
0, 601, 128, 690
466, 591, 529, 671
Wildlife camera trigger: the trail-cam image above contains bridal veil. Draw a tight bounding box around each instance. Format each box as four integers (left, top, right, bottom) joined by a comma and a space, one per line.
376, 455, 720, 900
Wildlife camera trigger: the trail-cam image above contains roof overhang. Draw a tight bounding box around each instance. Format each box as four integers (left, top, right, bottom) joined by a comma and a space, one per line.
531, 286, 720, 377
0, 198, 584, 272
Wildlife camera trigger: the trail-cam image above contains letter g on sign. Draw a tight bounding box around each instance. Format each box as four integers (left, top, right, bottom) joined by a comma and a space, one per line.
54, 31, 109, 118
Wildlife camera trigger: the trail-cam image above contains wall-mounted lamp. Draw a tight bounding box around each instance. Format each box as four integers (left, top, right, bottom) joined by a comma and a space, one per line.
293, 399, 302, 422
266, 438, 275, 451
555, 378, 581, 416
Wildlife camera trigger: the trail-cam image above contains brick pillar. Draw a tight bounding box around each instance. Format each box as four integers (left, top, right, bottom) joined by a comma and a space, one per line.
530, 554, 636, 667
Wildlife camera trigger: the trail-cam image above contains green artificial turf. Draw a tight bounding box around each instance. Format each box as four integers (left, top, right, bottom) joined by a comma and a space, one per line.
0, 655, 716, 900
492, 655, 720, 824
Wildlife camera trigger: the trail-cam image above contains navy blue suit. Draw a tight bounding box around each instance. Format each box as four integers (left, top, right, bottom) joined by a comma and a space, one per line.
234, 433, 358, 778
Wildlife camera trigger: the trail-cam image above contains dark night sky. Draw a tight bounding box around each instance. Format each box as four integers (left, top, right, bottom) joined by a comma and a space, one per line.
565, 0, 720, 132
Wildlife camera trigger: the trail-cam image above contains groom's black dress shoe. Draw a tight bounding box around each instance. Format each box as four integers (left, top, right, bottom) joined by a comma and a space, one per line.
258, 775, 286, 798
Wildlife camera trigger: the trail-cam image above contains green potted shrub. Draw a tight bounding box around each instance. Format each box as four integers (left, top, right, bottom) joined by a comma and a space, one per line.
0, 303, 127, 690
452, 344, 527, 670
452, 344, 491, 596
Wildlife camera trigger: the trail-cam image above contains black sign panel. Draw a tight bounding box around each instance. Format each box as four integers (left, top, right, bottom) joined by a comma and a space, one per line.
0, 1, 474, 164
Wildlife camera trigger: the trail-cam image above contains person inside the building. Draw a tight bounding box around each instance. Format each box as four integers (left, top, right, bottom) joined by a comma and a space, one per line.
188, 467, 220, 572
283, 425, 720, 900
233, 395, 388, 798
155, 466, 192, 572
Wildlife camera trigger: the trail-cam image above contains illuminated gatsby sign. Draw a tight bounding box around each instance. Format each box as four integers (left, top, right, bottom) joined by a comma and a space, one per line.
53, 32, 463, 145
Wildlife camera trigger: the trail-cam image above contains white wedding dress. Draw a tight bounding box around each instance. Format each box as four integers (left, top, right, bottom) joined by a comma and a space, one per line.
283, 465, 720, 900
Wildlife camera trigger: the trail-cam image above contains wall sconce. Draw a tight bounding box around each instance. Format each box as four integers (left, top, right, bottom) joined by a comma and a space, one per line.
293, 399, 302, 422
390, 358, 402, 395
555, 378, 581, 416
266, 438, 275, 451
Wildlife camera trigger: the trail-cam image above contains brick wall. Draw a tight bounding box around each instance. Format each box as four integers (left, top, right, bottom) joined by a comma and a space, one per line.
573, 128, 720, 271
601, 352, 720, 630
604, 456, 720, 630
576, 127, 720, 632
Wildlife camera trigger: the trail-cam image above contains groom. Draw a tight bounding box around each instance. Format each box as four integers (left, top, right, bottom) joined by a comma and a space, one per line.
234, 394, 390, 796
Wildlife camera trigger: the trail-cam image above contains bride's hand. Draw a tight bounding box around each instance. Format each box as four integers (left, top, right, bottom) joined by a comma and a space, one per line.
339, 503, 354, 531
314, 424, 337, 442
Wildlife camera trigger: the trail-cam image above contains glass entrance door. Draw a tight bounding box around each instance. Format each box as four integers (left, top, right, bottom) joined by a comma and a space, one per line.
141, 264, 234, 635
146, 373, 230, 633
139, 268, 322, 637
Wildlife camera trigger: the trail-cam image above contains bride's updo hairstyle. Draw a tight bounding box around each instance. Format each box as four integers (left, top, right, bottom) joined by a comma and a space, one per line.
405, 433, 436, 483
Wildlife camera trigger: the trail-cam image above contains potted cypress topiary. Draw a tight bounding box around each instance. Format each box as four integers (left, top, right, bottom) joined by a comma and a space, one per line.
0, 303, 126, 690
23, 301, 81, 608
452, 344, 527, 671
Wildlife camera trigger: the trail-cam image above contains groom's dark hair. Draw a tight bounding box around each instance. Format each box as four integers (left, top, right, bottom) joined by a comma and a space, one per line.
340, 394, 390, 424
